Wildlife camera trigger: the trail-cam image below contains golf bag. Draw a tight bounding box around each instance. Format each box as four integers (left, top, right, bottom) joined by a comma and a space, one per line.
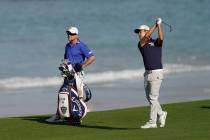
57, 62, 92, 124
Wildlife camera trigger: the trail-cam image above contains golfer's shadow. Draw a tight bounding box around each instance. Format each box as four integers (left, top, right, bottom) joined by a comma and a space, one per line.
200, 106, 210, 109
21, 116, 136, 130
75, 124, 134, 130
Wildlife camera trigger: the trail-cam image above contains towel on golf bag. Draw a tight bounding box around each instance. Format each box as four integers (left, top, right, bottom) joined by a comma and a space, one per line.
58, 87, 87, 120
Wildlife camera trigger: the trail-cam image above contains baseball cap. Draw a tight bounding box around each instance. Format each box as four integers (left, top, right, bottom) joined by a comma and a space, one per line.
134, 25, 150, 33
66, 26, 78, 35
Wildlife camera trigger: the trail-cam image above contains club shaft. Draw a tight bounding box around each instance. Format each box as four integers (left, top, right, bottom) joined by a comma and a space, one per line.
162, 21, 172, 32
162, 21, 171, 27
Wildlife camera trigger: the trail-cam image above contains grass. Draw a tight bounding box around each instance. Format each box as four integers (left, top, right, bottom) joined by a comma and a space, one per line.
0, 100, 210, 140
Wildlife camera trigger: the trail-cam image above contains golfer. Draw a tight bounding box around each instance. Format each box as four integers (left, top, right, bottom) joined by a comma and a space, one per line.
134, 18, 167, 128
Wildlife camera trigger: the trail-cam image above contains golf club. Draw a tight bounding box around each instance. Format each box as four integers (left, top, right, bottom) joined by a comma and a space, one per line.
162, 21, 172, 32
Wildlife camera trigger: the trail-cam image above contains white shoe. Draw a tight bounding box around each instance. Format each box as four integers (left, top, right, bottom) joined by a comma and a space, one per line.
141, 122, 157, 129
159, 111, 167, 127
45, 114, 60, 123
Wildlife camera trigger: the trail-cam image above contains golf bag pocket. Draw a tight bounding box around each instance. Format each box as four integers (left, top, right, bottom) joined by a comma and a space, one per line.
83, 83, 92, 102
70, 88, 87, 119
58, 92, 71, 118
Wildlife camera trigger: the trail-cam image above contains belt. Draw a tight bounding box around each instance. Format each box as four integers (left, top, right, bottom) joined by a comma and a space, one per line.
145, 69, 163, 74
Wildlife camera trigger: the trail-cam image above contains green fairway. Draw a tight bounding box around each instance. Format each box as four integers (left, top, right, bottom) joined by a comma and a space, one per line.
0, 100, 210, 140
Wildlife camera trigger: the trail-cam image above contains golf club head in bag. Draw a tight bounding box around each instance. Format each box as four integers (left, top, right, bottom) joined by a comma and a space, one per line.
59, 61, 75, 79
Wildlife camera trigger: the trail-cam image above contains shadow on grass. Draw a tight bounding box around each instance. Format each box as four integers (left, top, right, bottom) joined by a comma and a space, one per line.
21, 116, 67, 125
21, 116, 137, 130
75, 124, 136, 130
201, 106, 210, 109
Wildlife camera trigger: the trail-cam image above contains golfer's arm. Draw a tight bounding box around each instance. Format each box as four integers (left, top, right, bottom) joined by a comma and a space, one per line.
145, 24, 157, 38
82, 55, 96, 68
140, 24, 157, 47
157, 24, 164, 41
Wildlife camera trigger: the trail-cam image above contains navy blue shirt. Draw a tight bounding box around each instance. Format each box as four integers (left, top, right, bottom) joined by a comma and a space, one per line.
64, 40, 94, 65
138, 38, 163, 70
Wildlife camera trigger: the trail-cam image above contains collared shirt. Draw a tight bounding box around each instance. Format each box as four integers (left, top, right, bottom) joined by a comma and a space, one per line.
64, 40, 94, 64
138, 38, 163, 70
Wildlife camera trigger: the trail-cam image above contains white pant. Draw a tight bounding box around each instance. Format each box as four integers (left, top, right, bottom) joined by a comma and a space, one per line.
75, 71, 84, 98
144, 69, 164, 123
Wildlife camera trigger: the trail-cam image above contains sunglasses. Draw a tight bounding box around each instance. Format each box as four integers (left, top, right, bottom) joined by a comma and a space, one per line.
66, 31, 77, 36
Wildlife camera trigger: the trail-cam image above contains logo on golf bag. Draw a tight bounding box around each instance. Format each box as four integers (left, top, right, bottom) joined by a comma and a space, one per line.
58, 92, 71, 118
61, 106, 67, 114
70, 88, 87, 119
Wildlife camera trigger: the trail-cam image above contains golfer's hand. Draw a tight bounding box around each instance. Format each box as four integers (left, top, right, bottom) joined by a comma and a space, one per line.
156, 18, 162, 24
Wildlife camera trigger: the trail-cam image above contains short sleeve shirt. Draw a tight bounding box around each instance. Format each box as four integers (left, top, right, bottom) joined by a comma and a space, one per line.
64, 40, 94, 64
138, 38, 163, 70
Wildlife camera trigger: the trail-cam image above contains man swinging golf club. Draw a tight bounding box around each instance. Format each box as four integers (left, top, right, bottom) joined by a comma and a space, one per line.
134, 18, 167, 128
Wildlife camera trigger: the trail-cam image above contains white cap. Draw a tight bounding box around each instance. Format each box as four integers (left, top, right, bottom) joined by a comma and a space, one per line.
66, 26, 78, 35
134, 25, 150, 33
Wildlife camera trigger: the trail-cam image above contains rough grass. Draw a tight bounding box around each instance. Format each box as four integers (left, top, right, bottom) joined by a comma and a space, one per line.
0, 100, 210, 140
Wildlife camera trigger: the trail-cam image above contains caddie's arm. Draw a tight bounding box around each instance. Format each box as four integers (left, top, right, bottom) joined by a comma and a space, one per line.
82, 55, 96, 68
63, 59, 68, 65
